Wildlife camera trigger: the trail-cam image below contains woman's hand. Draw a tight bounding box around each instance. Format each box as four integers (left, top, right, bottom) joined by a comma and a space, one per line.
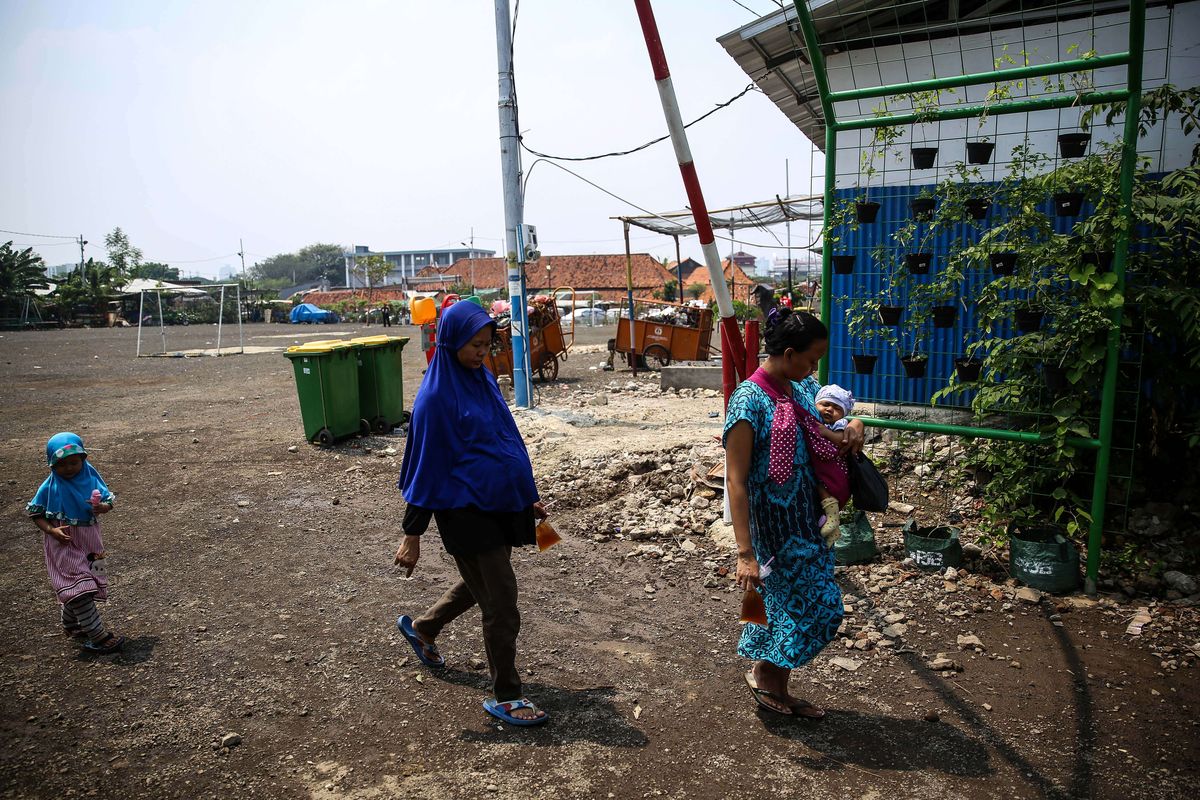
46, 525, 72, 543
394, 535, 420, 577
838, 420, 865, 455
532, 501, 549, 520
94, 502, 112, 515
736, 551, 762, 591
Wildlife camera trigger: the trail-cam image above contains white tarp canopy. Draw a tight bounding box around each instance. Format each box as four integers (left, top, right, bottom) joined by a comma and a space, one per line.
119, 278, 208, 296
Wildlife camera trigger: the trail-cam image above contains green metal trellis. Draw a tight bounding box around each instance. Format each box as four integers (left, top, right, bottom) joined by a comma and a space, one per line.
793, 0, 1147, 595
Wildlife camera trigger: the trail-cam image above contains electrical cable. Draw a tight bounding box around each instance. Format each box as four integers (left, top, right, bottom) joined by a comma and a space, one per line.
519, 81, 764, 163
0, 228, 77, 240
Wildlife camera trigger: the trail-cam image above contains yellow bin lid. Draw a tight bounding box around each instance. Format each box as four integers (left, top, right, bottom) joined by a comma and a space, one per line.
286, 340, 352, 355
350, 335, 393, 347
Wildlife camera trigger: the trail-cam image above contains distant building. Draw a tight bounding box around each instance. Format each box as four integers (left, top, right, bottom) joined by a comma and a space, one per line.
44, 263, 77, 279
768, 256, 820, 282
345, 245, 495, 289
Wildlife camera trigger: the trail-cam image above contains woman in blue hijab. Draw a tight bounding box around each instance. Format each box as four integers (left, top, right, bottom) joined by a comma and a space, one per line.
394, 300, 550, 726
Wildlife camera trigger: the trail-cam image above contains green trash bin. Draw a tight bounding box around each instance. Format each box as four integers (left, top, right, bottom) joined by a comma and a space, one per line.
835, 511, 878, 565
350, 335, 411, 433
283, 341, 363, 445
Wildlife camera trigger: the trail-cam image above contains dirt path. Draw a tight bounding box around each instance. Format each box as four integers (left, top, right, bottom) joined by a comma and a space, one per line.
0, 324, 1196, 799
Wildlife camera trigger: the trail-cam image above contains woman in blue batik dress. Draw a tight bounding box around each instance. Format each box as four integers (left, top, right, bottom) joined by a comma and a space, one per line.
724, 308, 865, 717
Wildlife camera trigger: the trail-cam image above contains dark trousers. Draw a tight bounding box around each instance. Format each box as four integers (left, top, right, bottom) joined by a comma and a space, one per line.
413, 546, 522, 701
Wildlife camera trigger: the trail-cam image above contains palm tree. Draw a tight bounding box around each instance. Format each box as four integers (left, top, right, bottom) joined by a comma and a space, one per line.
0, 242, 48, 315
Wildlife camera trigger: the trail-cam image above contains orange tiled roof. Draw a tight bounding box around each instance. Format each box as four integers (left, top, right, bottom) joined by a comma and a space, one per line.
680, 259, 758, 304
417, 253, 677, 297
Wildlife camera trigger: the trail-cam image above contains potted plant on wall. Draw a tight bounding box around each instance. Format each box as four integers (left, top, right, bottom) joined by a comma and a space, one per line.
897, 300, 931, 378
845, 295, 898, 375
967, 46, 1029, 165
1057, 45, 1098, 158
905, 88, 946, 169
856, 119, 902, 223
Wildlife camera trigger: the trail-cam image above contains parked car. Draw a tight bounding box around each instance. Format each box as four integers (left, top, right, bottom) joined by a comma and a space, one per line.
289, 303, 338, 324
564, 307, 609, 329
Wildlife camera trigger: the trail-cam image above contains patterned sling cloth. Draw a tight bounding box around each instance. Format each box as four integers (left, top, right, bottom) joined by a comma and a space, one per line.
747, 369, 850, 504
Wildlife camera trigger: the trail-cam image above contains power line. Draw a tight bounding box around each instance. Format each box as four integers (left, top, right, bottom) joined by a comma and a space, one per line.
526, 158, 820, 252
0, 227, 76, 240
519, 80, 765, 162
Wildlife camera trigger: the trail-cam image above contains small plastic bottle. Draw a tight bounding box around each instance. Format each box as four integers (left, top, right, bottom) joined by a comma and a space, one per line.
90, 489, 102, 509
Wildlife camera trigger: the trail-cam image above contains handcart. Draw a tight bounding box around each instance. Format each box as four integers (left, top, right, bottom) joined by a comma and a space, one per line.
613, 298, 715, 369
483, 288, 575, 382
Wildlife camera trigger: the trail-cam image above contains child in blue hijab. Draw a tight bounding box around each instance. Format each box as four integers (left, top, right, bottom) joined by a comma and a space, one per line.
27, 432, 124, 653
393, 300, 550, 726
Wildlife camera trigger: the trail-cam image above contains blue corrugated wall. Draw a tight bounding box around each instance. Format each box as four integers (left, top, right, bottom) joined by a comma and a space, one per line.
824, 183, 1094, 408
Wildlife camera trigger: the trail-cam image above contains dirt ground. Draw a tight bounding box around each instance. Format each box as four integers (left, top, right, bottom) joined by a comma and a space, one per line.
1, 322, 1197, 800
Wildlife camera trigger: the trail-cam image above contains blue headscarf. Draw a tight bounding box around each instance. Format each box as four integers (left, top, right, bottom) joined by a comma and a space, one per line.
398, 302, 539, 512
28, 432, 113, 524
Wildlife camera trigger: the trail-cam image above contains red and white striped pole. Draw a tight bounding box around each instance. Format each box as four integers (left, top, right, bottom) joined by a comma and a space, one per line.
633, 0, 748, 403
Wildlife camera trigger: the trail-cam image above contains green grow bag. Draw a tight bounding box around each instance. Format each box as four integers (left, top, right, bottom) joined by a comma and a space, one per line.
835, 511, 878, 565
903, 519, 963, 570
1008, 524, 1080, 593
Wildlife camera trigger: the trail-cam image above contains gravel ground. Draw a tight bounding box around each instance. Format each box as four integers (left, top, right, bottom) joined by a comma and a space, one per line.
0, 322, 1196, 800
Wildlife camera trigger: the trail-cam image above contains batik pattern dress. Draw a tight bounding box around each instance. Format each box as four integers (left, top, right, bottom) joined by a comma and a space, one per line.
723, 376, 844, 668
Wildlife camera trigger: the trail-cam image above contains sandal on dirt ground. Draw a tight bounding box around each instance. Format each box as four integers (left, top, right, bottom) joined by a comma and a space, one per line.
396, 615, 445, 668
743, 671, 793, 716
483, 697, 549, 727
82, 633, 125, 654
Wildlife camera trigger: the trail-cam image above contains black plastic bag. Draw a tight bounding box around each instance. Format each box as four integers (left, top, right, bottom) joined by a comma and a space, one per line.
848, 451, 889, 512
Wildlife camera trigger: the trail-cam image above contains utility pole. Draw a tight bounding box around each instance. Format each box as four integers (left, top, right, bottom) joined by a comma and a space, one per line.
238, 239, 246, 281
78, 235, 87, 279
785, 159, 793, 296
495, 0, 533, 407
460, 228, 477, 293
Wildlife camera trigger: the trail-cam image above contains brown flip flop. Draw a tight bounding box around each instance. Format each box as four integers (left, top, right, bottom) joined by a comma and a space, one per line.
743, 671, 793, 716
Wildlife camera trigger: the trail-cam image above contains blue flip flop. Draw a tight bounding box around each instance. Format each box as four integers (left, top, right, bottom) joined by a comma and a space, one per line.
483, 697, 549, 727
396, 615, 445, 668
82, 633, 125, 654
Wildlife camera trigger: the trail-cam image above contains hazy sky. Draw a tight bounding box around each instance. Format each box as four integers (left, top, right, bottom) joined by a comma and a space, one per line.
1, 0, 821, 277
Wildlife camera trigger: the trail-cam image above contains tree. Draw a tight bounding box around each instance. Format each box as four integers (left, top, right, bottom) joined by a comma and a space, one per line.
686, 282, 705, 300
0, 242, 47, 313
252, 243, 345, 286
351, 254, 393, 302
130, 261, 180, 281
104, 227, 142, 277
662, 279, 678, 302
53, 258, 121, 322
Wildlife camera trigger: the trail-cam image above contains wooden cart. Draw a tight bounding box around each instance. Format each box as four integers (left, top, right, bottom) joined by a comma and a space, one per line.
483, 289, 575, 382
613, 299, 715, 369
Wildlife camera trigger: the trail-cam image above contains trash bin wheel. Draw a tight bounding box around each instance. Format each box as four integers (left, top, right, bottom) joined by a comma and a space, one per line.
359, 418, 372, 436
400, 410, 411, 424
372, 416, 390, 434
316, 428, 334, 446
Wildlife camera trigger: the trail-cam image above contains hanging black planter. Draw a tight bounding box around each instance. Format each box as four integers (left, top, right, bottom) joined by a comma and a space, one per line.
851, 354, 878, 375
910, 197, 936, 221
965, 199, 990, 220
905, 253, 933, 274
1083, 250, 1114, 269
966, 141, 995, 164
989, 252, 1019, 275
954, 357, 983, 382
878, 305, 903, 326
856, 201, 881, 223
832, 255, 856, 274
901, 356, 929, 378
1057, 133, 1091, 158
1014, 307, 1045, 333
1054, 192, 1084, 216
1043, 363, 1069, 393
931, 305, 958, 328
911, 147, 938, 169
